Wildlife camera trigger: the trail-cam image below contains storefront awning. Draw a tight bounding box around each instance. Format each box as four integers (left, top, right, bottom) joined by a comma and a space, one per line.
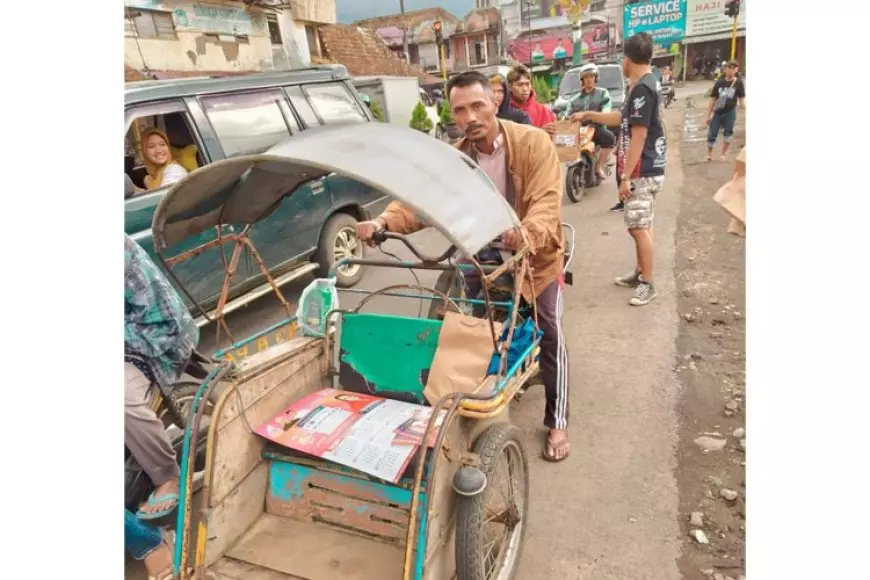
683, 30, 746, 45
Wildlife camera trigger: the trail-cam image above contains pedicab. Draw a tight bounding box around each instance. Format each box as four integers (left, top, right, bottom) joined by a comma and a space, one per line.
153, 122, 541, 580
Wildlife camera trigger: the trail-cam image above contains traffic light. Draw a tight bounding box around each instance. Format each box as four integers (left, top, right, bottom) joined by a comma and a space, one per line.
433, 20, 442, 44
724, 0, 740, 17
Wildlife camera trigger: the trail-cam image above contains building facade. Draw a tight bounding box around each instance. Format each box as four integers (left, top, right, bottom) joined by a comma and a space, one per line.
124, 0, 335, 77
450, 8, 503, 71
683, 0, 746, 73
356, 7, 460, 74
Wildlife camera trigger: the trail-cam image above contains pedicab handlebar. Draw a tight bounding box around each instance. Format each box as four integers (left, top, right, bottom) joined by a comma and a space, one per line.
371, 230, 459, 263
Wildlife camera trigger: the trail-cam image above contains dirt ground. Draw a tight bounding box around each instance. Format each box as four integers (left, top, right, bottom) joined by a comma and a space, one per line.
673, 97, 747, 580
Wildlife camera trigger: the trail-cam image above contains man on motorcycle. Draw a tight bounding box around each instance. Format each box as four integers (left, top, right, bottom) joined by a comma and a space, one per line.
355, 71, 571, 463
567, 63, 616, 182
125, 234, 199, 522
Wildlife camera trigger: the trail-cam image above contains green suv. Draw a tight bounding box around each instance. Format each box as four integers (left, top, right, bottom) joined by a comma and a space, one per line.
124, 65, 388, 324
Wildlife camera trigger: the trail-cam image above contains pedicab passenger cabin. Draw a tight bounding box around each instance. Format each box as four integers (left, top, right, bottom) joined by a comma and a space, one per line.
152, 123, 538, 580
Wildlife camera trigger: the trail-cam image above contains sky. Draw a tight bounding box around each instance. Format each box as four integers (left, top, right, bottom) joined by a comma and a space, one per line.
335, 0, 475, 24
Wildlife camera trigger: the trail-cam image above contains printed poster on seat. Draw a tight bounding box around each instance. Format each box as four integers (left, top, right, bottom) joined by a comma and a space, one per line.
256, 388, 444, 484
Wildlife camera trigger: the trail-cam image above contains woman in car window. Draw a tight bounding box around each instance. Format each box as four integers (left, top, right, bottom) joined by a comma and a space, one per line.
141, 127, 188, 191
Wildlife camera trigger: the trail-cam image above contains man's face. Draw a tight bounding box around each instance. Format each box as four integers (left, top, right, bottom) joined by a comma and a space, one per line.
511, 75, 531, 103
726, 65, 737, 78
622, 56, 630, 77
450, 82, 497, 143
581, 74, 596, 91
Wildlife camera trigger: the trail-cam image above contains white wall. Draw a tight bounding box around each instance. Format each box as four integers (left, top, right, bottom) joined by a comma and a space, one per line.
124, 0, 311, 72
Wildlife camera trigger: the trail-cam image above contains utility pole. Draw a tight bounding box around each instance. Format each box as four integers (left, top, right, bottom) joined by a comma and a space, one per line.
434, 20, 447, 88
558, 0, 591, 67
724, 0, 741, 61
399, 0, 410, 64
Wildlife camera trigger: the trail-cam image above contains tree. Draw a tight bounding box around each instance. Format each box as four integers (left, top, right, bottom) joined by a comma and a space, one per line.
533, 76, 555, 104
369, 99, 385, 122
439, 100, 453, 126
410, 101, 434, 132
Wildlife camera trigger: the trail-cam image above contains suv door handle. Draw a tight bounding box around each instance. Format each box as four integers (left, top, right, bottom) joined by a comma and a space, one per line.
311, 178, 325, 194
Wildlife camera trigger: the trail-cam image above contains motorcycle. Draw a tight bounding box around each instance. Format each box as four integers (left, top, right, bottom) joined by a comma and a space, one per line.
124, 350, 221, 526
564, 124, 611, 203
661, 81, 675, 108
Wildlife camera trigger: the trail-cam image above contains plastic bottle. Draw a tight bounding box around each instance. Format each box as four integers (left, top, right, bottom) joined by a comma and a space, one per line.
297, 278, 338, 337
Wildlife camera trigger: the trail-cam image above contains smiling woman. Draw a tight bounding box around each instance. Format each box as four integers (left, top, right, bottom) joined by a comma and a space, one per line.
140, 127, 188, 191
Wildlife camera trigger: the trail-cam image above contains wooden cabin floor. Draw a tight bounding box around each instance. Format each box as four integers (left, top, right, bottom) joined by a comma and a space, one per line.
214, 513, 405, 580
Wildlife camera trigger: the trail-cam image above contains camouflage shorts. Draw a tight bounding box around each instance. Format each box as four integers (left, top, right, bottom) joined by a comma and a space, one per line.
625, 177, 664, 229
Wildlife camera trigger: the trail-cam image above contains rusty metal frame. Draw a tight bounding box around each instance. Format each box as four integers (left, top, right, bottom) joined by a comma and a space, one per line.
156, 225, 295, 348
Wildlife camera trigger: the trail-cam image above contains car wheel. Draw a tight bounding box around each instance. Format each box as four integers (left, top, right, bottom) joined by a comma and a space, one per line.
315, 213, 365, 287
435, 124, 444, 140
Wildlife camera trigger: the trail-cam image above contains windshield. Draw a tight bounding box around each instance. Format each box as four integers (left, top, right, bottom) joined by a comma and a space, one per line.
598, 66, 623, 93
560, 66, 623, 97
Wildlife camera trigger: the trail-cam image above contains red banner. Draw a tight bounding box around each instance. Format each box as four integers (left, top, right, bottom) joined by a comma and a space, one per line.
508, 23, 609, 63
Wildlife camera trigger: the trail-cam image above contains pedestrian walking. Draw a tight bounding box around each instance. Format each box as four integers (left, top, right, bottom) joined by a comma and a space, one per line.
706, 60, 745, 161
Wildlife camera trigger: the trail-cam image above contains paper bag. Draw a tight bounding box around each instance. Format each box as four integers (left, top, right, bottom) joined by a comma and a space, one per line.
553, 119, 581, 163
423, 312, 502, 406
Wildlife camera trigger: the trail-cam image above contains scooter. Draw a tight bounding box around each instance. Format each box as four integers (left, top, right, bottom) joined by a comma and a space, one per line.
564, 124, 612, 203
124, 350, 220, 526
661, 81, 675, 108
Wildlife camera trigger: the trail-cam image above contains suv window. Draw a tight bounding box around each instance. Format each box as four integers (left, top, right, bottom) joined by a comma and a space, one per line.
304, 83, 366, 125
124, 102, 204, 197
202, 90, 295, 157
285, 85, 322, 128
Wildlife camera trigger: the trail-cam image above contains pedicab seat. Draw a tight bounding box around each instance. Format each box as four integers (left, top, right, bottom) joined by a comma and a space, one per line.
335, 312, 444, 404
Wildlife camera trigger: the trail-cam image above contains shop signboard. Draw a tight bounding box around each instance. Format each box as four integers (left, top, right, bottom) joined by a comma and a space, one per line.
685, 0, 746, 37
624, 0, 687, 54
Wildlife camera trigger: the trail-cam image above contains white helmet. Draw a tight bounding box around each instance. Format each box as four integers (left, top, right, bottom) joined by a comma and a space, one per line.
578, 63, 598, 79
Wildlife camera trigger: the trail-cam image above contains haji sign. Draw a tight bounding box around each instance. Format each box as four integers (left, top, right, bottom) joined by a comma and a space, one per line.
685, 0, 746, 37
624, 0, 687, 47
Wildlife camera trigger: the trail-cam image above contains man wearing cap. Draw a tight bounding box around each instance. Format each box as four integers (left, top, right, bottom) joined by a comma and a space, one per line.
568, 63, 616, 182
706, 60, 745, 161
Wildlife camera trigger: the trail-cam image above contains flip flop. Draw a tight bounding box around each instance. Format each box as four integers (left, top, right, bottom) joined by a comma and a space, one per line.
136, 492, 179, 522
542, 435, 570, 463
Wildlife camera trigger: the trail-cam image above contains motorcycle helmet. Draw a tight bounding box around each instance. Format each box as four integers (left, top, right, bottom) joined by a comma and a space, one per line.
578, 63, 598, 80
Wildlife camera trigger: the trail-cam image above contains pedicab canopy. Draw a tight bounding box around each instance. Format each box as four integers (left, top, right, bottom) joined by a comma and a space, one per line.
151, 122, 522, 259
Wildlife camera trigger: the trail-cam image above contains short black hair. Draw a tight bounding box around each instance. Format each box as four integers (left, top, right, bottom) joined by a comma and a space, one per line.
507, 64, 531, 85
446, 71, 491, 99
624, 32, 654, 65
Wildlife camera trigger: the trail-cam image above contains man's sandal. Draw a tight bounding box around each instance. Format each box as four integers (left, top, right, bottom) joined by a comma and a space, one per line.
542, 435, 570, 463
137, 492, 179, 523
148, 567, 194, 580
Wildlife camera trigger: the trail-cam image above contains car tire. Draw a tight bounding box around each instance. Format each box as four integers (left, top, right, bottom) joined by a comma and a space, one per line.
435, 124, 444, 140
315, 213, 365, 288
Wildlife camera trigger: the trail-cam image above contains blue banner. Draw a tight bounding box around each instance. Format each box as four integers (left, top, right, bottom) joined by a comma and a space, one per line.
624, 0, 687, 50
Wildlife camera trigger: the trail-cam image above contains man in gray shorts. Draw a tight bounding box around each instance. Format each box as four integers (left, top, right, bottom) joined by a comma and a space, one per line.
572, 32, 665, 306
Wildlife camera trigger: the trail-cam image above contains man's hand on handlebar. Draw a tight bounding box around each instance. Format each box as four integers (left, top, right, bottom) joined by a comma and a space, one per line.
570, 111, 590, 124
355, 220, 385, 247
500, 227, 524, 251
